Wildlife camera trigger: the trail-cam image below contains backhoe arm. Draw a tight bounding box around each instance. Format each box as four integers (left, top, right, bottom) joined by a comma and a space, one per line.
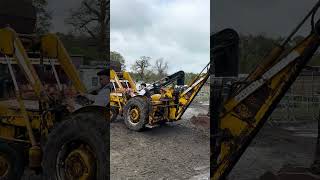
150, 70, 185, 93
211, 25, 320, 179
176, 63, 210, 120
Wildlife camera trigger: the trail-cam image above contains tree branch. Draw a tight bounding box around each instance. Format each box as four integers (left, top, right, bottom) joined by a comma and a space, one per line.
84, 2, 101, 19
84, 26, 97, 39
79, 18, 99, 28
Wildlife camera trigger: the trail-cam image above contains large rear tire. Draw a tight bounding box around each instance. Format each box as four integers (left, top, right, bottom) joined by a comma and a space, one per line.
42, 113, 109, 180
0, 143, 25, 180
123, 97, 149, 131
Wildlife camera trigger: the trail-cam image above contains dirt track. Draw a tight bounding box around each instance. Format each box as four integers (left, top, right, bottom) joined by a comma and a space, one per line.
110, 104, 210, 179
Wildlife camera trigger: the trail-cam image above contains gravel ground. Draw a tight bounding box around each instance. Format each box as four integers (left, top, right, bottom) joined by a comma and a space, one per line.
110, 104, 210, 180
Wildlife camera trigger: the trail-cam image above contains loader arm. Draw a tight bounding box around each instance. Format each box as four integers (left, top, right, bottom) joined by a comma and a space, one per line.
41, 34, 87, 93
110, 69, 124, 90
0, 27, 43, 97
123, 71, 137, 91
0, 27, 43, 147
211, 20, 320, 180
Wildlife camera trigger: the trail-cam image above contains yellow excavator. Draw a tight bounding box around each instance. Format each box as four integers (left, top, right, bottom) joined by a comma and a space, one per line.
211, 1, 320, 179
0, 1, 109, 179
3, 0, 320, 179
110, 64, 209, 131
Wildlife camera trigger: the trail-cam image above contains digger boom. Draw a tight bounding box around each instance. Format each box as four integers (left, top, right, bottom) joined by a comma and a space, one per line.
211, 10, 320, 180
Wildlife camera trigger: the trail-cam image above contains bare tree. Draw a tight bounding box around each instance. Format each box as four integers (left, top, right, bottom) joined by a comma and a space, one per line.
154, 58, 168, 78
132, 56, 151, 79
33, 0, 52, 34
66, 0, 109, 55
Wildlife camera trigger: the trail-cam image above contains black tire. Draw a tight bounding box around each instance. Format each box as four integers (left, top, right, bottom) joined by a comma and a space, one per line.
123, 97, 149, 131
42, 113, 109, 180
0, 143, 25, 180
110, 106, 119, 122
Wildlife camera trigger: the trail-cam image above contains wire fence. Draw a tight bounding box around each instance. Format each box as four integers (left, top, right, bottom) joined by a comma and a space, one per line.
210, 68, 320, 122
270, 69, 320, 122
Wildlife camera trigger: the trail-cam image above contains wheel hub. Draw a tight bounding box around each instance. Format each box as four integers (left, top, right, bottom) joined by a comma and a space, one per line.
130, 108, 140, 123
64, 146, 95, 180
0, 153, 9, 177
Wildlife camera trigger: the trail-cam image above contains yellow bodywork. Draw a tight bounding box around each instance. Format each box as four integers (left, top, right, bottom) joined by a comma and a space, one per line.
110, 69, 137, 114
0, 26, 100, 178
0, 27, 86, 145
110, 65, 209, 124
0, 28, 43, 97
41, 34, 87, 93
211, 33, 320, 179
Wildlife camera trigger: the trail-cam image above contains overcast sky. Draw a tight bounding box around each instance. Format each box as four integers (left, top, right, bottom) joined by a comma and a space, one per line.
48, 0, 320, 37
212, 0, 320, 37
48, 0, 320, 72
110, 0, 210, 73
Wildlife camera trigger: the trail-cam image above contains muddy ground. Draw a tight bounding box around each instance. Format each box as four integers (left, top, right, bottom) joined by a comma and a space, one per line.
110, 103, 210, 180
111, 102, 318, 180
229, 121, 318, 180
21, 102, 318, 180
